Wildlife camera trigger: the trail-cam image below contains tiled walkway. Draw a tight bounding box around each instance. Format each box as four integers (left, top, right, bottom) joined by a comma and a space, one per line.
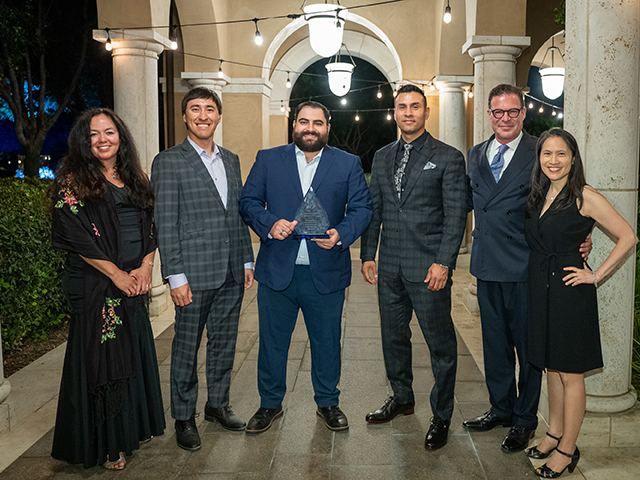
0, 252, 635, 478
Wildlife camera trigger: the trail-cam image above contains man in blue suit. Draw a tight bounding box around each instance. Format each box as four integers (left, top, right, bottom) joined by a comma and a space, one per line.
239, 101, 372, 434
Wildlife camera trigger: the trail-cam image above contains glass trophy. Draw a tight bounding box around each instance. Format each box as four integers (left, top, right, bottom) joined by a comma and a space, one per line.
293, 187, 330, 239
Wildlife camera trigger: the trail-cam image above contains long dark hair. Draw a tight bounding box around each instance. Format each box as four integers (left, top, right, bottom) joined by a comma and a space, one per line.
525, 128, 586, 218
51, 108, 154, 210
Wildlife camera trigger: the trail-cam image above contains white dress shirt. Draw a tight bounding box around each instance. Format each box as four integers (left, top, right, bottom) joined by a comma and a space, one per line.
294, 145, 323, 265
485, 131, 524, 181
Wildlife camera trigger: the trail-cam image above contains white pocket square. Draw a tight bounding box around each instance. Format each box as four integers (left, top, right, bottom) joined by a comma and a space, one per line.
424, 161, 437, 170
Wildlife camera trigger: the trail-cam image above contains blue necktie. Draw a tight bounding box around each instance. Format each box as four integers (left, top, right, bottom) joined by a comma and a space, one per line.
491, 144, 509, 183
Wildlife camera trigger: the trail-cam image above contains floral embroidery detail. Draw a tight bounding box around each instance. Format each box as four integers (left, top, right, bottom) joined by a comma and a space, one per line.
149, 223, 154, 239
54, 175, 84, 215
92, 223, 101, 237
101, 297, 122, 343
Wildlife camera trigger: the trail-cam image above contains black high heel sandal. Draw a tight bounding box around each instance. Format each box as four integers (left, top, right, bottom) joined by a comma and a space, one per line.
526, 432, 562, 459
535, 446, 580, 478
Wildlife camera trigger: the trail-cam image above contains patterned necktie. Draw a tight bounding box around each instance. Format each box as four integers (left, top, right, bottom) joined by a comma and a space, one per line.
395, 143, 413, 200
491, 144, 509, 183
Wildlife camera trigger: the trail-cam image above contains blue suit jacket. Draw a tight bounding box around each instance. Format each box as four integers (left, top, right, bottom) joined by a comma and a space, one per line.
468, 131, 537, 282
239, 143, 372, 294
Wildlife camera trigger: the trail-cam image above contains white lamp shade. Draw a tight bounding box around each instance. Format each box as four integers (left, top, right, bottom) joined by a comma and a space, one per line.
326, 62, 354, 97
304, 4, 348, 58
539, 67, 565, 100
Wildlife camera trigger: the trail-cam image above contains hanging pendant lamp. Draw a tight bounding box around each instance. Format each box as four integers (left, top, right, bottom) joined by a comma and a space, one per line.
539, 36, 565, 100
304, 3, 348, 58
325, 45, 356, 97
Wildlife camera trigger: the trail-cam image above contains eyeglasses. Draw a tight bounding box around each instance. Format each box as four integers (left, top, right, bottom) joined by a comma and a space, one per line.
490, 108, 522, 119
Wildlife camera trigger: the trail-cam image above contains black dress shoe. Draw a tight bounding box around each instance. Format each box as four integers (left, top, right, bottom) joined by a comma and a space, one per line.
501, 425, 536, 452
175, 416, 201, 451
246, 407, 283, 434
204, 403, 246, 431
425, 417, 450, 450
316, 406, 349, 431
462, 411, 513, 431
365, 396, 415, 423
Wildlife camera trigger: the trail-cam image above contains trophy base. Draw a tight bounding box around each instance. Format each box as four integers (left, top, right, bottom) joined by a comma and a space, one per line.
293, 234, 330, 239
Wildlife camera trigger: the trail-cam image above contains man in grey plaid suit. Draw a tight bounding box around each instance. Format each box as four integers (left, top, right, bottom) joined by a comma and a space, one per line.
360, 84, 468, 450
151, 87, 254, 451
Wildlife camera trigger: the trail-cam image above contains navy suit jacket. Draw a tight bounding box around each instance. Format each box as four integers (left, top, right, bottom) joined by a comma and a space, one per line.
468, 131, 537, 283
239, 143, 372, 294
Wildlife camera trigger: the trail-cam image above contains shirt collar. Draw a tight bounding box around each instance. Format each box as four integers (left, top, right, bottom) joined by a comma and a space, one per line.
399, 130, 429, 151
187, 135, 220, 159
492, 131, 523, 152
294, 145, 323, 164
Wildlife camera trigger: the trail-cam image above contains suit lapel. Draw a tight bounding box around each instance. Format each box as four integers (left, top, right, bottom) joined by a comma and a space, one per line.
384, 140, 401, 205
310, 145, 335, 192
477, 137, 496, 188
180, 138, 225, 210
283, 143, 304, 201
401, 133, 436, 204
220, 147, 237, 206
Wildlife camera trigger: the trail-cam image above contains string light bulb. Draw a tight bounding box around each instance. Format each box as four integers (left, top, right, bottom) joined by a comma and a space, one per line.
429, 83, 435, 92
377, 86, 382, 99
341, 98, 347, 105
253, 19, 263, 46
386, 109, 392, 121
280, 100, 285, 112
443, 1, 452, 24
286, 72, 292, 89
468, 89, 473, 99
170, 25, 178, 50
529, 102, 534, 109
558, 112, 563, 119
552, 110, 557, 116
218, 60, 224, 78
393, 90, 397, 98
539, 106, 544, 113
105, 28, 112, 51
355, 111, 360, 121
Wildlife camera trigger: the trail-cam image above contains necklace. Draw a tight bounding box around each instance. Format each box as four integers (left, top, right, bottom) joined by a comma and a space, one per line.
546, 192, 558, 201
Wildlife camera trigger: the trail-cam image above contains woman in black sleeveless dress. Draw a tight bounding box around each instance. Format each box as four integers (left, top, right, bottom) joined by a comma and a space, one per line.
50, 108, 165, 469
523, 128, 637, 478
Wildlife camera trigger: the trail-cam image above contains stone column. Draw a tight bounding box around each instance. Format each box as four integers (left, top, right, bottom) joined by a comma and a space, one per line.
93, 29, 171, 316
435, 76, 474, 254
181, 73, 229, 147
463, 36, 531, 145
434, 76, 474, 154
564, 0, 639, 413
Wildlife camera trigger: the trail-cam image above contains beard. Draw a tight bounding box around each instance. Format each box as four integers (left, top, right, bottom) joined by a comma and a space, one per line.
292, 130, 329, 152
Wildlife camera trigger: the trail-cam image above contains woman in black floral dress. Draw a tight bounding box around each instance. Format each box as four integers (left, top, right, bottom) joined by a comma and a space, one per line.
50, 108, 165, 469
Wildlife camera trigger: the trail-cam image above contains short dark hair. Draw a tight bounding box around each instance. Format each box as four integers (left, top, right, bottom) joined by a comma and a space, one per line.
294, 101, 330, 124
487, 84, 524, 109
395, 84, 427, 107
181, 86, 222, 115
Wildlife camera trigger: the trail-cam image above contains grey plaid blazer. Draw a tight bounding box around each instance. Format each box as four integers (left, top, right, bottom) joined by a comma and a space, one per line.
360, 132, 468, 282
151, 138, 253, 291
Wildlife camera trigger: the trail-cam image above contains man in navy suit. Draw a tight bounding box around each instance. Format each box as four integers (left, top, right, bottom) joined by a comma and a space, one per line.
464, 84, 541, 452
239, 101, 372, 434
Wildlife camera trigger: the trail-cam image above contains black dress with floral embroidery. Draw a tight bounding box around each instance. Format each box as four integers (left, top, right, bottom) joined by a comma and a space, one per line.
51, 179, 165, 468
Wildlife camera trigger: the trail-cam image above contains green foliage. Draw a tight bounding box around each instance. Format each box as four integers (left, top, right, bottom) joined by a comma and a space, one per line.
555, 1, 566, 27
0, 178, 68, 351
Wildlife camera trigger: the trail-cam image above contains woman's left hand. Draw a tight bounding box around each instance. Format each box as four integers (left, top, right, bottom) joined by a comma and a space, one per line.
129, 263, 153, 296
562, 263, 595, 286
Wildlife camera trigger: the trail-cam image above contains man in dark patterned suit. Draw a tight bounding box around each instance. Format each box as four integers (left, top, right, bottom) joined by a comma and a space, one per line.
361, 84, 468, 450
151, 87, 254, 451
